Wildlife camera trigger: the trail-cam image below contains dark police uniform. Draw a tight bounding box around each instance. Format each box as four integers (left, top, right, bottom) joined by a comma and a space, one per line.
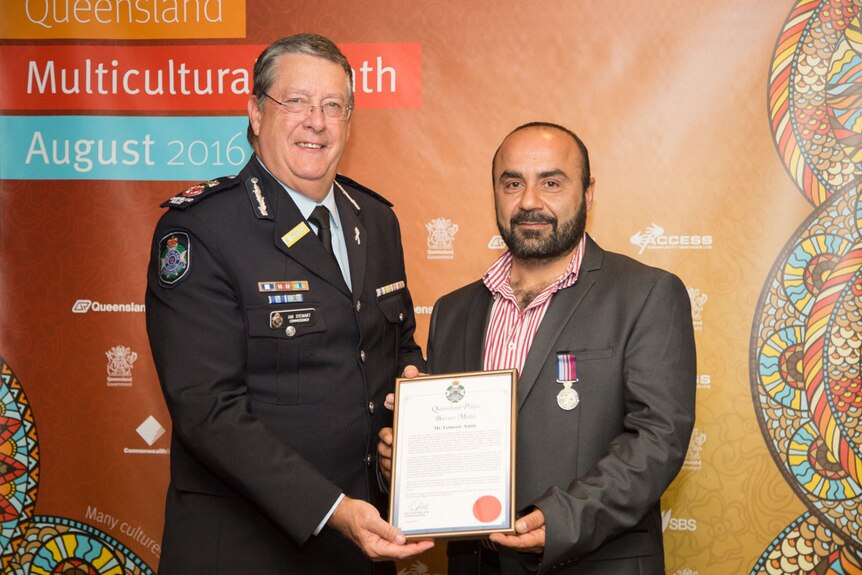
146, 155, 425, 574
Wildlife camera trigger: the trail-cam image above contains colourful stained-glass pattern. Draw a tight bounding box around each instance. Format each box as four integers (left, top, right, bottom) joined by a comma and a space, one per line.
754, 0, 862, 571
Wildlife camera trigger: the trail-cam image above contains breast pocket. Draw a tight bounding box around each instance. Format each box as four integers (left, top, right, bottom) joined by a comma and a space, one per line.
564, 348, 614, 361
554, 347, 616, 394
377, 290, 407, 324
246, 304, 328, 404
555, 347, 619, 418
377, 289, 408, 353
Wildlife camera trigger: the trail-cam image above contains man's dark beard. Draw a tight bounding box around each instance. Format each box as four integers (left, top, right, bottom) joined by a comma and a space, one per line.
497, 200, 586, 260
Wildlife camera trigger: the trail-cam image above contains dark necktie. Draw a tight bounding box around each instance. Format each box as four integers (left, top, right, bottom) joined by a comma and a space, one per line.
308, 205, 334, 257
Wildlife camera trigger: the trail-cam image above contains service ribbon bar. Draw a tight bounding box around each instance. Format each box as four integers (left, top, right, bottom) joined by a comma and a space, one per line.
268, 294, 304, 304
376, 280, 405, 298
258, 281, 309, 292
556, 352, 578, 382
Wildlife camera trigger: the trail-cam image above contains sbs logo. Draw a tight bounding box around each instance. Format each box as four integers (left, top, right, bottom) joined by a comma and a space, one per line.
661, 508, 697, 532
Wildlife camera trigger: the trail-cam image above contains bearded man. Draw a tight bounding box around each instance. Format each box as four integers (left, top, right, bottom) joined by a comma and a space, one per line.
380, 122, 696, 575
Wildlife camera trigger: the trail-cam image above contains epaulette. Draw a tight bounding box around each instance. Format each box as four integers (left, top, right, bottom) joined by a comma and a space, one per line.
160, 176, 241, 209
335, 174, 393, 207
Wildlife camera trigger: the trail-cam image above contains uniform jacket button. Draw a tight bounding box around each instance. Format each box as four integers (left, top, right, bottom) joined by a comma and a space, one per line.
285, 326, 296, 337
368, 401, 375, 414
365, 454, 373, 466
360, 350, 366, 362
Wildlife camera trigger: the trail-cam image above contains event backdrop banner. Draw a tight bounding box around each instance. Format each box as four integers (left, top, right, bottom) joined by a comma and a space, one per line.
2, 1, 860, 574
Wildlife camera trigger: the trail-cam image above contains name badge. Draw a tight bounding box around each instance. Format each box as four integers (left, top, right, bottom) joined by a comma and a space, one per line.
282, 222, 311, 248
270, 308, 316, 330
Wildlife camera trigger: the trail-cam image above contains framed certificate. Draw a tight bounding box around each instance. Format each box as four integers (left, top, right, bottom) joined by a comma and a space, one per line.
389, 370, 517, 539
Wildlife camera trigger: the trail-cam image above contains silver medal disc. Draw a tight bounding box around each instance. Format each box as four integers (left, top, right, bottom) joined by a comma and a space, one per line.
557, 386, 579, 411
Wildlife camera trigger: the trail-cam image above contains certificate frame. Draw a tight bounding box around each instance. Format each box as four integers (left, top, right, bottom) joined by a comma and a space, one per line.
388, 369, 517, 539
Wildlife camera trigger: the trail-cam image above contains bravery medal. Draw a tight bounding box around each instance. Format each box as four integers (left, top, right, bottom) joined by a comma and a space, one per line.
556, 352, 579, 411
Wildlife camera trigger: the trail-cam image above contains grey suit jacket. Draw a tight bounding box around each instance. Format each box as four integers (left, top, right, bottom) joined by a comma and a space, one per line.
430, 235, 696, 575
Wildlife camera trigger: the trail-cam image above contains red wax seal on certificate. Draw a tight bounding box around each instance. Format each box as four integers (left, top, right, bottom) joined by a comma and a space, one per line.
472, 495, 502, 523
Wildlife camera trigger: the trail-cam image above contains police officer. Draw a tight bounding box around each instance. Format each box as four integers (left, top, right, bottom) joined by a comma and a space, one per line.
146, 33, 433, 574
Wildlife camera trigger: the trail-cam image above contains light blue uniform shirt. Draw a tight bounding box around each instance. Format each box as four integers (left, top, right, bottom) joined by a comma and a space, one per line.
256, 158, 352, 291
282, 184, 353, 292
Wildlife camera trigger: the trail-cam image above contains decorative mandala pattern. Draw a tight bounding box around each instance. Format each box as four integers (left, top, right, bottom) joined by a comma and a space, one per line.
769, 0, 860, 206
760, 326, 808, 410
0, 356, 39, 569
754, 0, 862, 571
4, 516, 154, 575
753, 186, 862, 560
751, 512, 861, 574
783, 235, 852, 314
0, 356, 155, 574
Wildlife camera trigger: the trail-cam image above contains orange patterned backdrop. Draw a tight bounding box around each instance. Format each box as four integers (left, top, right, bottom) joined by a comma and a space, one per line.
2, 2, 859, 574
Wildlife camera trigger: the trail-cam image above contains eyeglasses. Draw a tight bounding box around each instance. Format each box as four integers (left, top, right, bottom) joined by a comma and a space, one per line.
261, 92, 352, 120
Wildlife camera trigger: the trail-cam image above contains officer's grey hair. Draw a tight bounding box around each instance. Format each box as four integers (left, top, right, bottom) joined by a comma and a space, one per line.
246, 33, 354, 146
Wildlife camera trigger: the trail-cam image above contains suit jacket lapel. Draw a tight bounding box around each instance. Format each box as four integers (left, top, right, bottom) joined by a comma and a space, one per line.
517, 235, 604, 408
334, 184, 366, 302
257, 164, 350, 297
464, 287, 492, 371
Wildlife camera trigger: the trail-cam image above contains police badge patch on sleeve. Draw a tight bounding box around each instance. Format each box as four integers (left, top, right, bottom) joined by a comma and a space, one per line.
158, 231, 191, 287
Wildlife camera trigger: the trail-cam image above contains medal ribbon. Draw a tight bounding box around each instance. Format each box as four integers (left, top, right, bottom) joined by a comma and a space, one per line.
556, 352, 578, 383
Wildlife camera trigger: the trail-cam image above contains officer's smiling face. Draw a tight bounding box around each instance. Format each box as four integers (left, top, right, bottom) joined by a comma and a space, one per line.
249, 53, 351, 202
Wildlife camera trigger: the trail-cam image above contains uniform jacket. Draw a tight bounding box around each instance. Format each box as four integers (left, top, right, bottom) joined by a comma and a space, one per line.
431, 235, 696, 575
145, 156, 425, 574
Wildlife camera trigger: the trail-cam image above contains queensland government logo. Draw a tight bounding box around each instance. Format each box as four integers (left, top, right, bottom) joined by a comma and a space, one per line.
686, 287, 707, 331
630, 224, 712, 254
106, 345, 137, 386
426, 217, 458, 260
682, 428, 706, 471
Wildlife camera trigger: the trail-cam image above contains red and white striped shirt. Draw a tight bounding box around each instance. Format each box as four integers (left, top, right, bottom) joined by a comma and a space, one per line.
483, 238, 586, 374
